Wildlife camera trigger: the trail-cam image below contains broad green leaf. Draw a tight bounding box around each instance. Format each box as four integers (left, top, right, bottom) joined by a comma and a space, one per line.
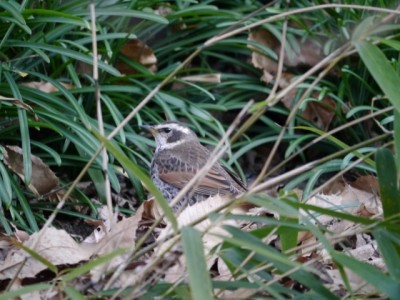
373, 228, 400, 280
395, 110, 400, 181
333, 252, 400, 299
182, 226, 214, 300
62, 249, 125, 282
0, 284, 52, 300
223, 226, 338, 299
0, 1, 26, 25
355, 41, 400, 113
79, 8, 168, 24
376, 149, 400, 219
0, 162, 12, 206
4, 71, 32, 185
64, 286, 86, 300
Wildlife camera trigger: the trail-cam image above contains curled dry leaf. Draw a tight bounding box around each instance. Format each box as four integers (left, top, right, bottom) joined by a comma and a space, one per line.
0, 227, 92, 280
115, 39, 157, 74
21, 81, 74, 93
0, 95, 39, 121
180, 74, 221, 84
3, 145, 59, 195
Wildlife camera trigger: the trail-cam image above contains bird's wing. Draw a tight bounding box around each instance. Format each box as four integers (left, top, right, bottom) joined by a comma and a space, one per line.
155, 144, 239, 196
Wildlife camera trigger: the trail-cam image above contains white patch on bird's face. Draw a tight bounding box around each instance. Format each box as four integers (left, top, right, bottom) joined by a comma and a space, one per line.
158, 139, 185, 150
151, 122, 195, 152
154, 123, 190, 134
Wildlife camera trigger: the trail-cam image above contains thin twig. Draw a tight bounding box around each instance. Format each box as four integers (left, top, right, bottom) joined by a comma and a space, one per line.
205, 4, 400, 47
90, 1, 114, 227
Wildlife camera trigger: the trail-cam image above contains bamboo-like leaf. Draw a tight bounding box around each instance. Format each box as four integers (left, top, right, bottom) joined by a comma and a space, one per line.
0, 161, 12, 206
333, 252, 400, 299
80, 8, 168, 24
64, 286, 86, 300
355, 41, 400, 113
0, 284, 52, 300
223, 225, 338, 298
181, 226, 214, 300
0, 1, 26, 25
376, 149, 400, 219
62, 249, 125, 282
373, 228, 400, 280
4, 71, 32, 185
8, 41, 121, 76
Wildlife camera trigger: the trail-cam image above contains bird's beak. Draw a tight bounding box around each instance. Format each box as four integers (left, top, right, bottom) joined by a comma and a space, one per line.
141, 124, 156, 134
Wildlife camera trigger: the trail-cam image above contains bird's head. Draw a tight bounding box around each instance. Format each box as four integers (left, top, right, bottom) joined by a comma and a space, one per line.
142, 121, 198, 151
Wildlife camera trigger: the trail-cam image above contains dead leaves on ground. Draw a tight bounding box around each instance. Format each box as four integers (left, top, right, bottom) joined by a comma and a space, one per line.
0, 175, 386, 298
115, 39, 157, 74
3, 146, 59, 196
249, 27, 337, 130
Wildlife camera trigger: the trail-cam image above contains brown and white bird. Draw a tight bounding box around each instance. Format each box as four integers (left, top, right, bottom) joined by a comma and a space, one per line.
143, 121, 246, 210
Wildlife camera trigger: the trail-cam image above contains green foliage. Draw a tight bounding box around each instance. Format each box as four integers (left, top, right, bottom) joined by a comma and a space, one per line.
1, 0, 400, 298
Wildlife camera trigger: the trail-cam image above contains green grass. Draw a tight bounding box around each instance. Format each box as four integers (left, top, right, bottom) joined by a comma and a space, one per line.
0, 0, 399, 298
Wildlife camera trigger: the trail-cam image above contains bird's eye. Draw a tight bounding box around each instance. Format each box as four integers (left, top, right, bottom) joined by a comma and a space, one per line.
161, 128, 171, 133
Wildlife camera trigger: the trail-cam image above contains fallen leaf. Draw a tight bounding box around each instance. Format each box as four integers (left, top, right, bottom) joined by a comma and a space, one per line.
0, 95, 39, 121
115, 39, 157, 74
88, 205, 144, 283
0, 227, 92, 280
155, 195, 242, 283
180, 74, 221, 83
3, 145, 59, 195
249, 28, 325, 85
21, 81, 74, 93
351, 175, 380, 196
282, 89, 337, 130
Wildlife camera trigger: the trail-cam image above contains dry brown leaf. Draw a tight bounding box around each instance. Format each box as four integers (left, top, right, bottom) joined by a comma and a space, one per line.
21, 81, 74, 93
0, 227, 92, 280
115, 39, 157, 74
0, 95, 39, 121
351, 175, 380, 196
83, 206, 113, 244
249, 28, 325, 85
326, 265, 383, 296
321, 177, 347, 194
300, 185, 383, 266
3, 145, 59, 195
299, 96, 336, 130
248, 28, 280, 84
305, 184, 381, 232
88, 205, 144, 284
155, 195, 242, 283
249, 27, 336, 129
10, 224, 30, 243
142, 197, 164, 222
281, 89, 337, 130
180, 74, 221, 83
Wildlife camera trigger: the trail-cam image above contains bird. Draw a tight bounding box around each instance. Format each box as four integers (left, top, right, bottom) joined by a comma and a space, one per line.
143, 121, 247, 210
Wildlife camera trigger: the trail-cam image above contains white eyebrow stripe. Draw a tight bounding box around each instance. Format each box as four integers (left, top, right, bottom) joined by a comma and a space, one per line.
155, 123, 190, 134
